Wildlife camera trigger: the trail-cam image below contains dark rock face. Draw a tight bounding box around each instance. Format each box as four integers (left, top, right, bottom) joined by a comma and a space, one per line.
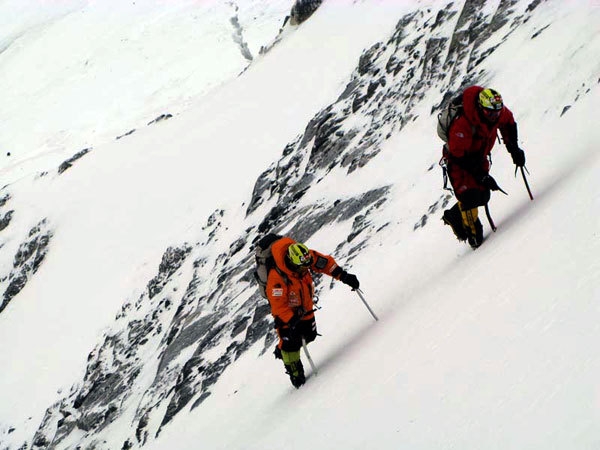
0, 209, 13, 232
0, 193, 10, 208
0, 193, 13, 233
1, 219, 52, 314
116, 129, 136, 140
28, 2, 545, 448
147, 113, 173, 126
290, 0, 322, 25
58, 148, 92, 174
148, 246, 192, 298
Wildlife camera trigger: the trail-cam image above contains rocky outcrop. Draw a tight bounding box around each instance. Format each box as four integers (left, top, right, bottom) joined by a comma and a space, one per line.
0, 219, 52, 314
147, 113, 173, 126
58, 148, 92, 174
0, 193, 13, 233
290, 0, 322, 26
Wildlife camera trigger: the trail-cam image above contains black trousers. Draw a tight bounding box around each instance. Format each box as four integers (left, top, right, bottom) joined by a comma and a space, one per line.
277, 317, 317, 352
457, 188, 491, 210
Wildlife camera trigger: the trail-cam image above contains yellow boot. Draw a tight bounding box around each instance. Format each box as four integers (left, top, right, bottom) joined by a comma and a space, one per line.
459, 202, 483, 248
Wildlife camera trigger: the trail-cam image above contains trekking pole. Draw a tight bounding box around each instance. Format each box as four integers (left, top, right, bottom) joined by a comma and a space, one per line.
301, 338, 317, 375
517, 166, 534, 200
355, 289, 379, 321
484, 204, 497, 232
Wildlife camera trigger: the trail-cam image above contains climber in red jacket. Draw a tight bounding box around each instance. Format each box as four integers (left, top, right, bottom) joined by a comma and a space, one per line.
442, 86, 526, 248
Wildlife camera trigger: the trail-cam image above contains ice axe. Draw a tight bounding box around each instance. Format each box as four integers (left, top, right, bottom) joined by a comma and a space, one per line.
354, 288, 379, 321
301, 338, 317, 375
484, 203, 497, 232
516, 165, 534, 200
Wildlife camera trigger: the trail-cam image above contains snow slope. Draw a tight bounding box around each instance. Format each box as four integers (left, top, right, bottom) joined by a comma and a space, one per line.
0, 0, 599, 448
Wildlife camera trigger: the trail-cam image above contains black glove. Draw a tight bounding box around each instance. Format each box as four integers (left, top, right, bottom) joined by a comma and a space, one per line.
287, 311, 303, 330
339, 271, 360, 290
510, 148, 526, 167
277, 324, 299, 348
274, 311, 303, 331
480, 174, 500, 191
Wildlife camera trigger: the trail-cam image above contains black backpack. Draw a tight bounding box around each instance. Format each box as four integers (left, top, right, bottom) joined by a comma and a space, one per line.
253, 233, 287, 299
436, 94, 464, 143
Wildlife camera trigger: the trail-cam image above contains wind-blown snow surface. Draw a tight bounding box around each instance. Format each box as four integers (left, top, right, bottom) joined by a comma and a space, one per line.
0, 0, 293, 181
1, 0, 599, 449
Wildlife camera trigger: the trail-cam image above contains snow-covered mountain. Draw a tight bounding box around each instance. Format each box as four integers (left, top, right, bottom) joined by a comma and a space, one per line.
1, 0, 599, 449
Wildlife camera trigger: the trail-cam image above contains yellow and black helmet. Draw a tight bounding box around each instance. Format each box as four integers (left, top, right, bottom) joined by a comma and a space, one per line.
478, 88, 503, 110
287, 242, 312, 267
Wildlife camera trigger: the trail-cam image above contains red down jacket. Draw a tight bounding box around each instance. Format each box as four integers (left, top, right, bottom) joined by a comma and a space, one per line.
445, 85, 518, 196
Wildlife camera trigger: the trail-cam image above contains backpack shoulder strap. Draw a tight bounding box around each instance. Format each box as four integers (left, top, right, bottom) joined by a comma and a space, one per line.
272, 264, 290, 285
450, 93, 463, 108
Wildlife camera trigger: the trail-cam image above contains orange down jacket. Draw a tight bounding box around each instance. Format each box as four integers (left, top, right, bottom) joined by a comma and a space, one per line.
266, 237, 341, 324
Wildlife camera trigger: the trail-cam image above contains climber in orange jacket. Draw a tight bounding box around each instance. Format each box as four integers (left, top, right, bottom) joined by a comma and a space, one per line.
267, 236, 359, 388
